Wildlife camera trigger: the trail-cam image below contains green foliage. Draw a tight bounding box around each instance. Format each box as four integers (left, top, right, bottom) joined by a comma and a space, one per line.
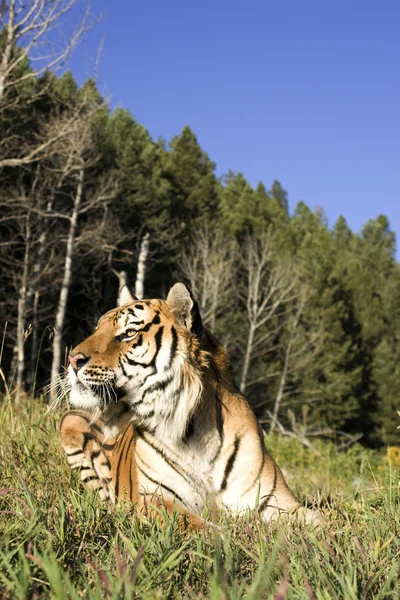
1, 399, 400, 599
1, 63, 400, 447
218, 174, 288, 237
164, 126, 219, 221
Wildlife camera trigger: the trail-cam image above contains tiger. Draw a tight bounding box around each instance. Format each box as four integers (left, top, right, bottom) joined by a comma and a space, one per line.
60, 282, 322, 528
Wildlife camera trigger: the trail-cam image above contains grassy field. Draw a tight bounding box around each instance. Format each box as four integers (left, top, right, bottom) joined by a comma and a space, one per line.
0, 398, 399, 599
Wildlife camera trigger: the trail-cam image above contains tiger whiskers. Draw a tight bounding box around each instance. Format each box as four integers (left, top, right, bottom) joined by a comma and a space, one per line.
46, 375, 71, 412
105, 380, 118, 405
88, 405, 102, 426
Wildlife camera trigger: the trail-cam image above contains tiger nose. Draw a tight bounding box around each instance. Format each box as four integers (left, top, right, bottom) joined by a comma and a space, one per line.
69, 352, 91, 373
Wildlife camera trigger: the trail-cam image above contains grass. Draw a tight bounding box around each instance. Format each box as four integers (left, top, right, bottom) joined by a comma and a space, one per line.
0, 397, 399, 599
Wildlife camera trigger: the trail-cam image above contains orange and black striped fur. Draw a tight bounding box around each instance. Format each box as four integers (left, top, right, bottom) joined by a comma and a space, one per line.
60, 282, 321, 527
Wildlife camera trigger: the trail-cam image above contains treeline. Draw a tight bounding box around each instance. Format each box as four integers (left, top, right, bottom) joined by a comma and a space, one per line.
1, 6, 400, 447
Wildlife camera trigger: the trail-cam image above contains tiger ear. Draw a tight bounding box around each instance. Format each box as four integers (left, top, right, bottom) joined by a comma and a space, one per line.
117, 284, 137, 306
114, 270, 137, 306
166, 282, 203, 335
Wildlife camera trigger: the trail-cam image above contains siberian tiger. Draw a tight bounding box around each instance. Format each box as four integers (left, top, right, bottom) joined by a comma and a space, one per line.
60, 282, 322, 527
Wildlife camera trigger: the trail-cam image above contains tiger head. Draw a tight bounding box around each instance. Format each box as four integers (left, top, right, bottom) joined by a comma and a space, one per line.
67, 283, 207, 442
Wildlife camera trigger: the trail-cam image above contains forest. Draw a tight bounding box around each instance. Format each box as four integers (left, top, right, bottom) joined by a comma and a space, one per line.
1, 1, 400, 449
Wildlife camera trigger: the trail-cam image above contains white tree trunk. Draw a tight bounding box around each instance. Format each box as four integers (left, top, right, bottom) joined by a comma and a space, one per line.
269, 297, 305, 433
209, 277, 220, 333
28, 184, 63, 387
240, 322, 255, 393
15, 212, 31, 402
0, 0, 15, 102
29, 289, 40, 393
269, 340, 292, 434
135, 232, 150, 300
50, 168, 84, 396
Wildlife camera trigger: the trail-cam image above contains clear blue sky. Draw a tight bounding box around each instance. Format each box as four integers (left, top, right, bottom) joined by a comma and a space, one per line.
68, 0, 400, 250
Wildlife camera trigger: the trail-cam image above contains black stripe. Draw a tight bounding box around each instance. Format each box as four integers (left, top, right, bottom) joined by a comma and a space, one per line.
210, 390, 224, 465
242, 425, 268, 497
137, 430, 198, 489
61, 410, 90, 422
124, 324, 163, 371
135, 450, 154, 472
169, 326, 178, 366
141, 313, 162, 333
194, 346, 202, 362
242, 453, 265, 497
91, 422, 103, 434
220, 436, 241, 492
114, 428, 132, 498
257, 464, 278, 513
82, 475, 100, 483
130, 396, 145, 407
101, 442, 115, 451
184, 416, 195, 440
136, 464, 187, 507
141, 366, 157, 385
167, 372, 184, 411
122, 429, 133, 465
148, 326, 164, 368
118, 356, 130, 377
82, 432, 95, 449
91, 450, 101, 459
215, 391, 224, 441
114, 431, 134, 500
60, 411, 100, 429
66, 449, 83, 457
124, 355, 150, 368
141, 373, 174, 401
128, 450, 134, 501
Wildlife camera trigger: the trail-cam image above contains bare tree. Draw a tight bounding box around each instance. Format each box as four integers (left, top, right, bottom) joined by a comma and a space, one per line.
179, 225, 237, 332
268, 286, 324, 433
262, 407, 363, 453
0, 0, 93, 169
0, 103, 89, 169
0, 0, 90, 103
49, 110, 118, 396
26, 153, 75, 383
238, 231, 297, 393
0, 165, 56, 399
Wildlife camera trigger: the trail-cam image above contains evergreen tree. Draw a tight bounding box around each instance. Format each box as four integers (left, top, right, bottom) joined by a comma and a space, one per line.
163, 125, 219, 225
286, 203, 365, 430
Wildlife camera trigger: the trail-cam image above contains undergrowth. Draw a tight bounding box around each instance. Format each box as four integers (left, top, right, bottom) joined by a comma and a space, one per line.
0, 398, 399, 599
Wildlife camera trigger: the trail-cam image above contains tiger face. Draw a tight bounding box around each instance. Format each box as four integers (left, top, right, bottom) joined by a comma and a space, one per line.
67, 283, 206, 442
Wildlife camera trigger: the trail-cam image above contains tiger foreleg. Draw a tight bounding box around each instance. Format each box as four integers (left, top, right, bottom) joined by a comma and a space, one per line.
59, 411, 116, 503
